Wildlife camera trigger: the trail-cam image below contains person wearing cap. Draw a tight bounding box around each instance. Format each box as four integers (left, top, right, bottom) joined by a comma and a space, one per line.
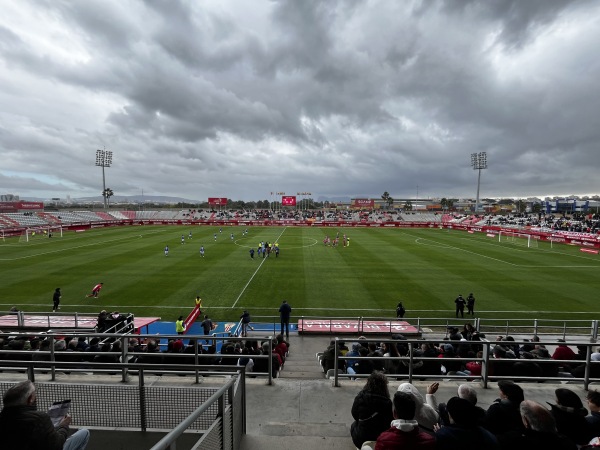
548, 388, 592, 445
374, 391, 436, 449
466, 293, 475, 316
435, 396, 499, 449
498, 400, 577, 450
454, 294, 466, 318
484, 380, 525, 436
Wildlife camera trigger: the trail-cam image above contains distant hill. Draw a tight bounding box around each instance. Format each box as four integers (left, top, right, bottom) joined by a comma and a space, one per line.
22, 195, 202, 204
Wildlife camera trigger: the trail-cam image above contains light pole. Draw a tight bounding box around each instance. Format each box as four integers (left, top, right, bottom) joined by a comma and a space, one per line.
96, 148, 113, 210
471, 152, 487, 213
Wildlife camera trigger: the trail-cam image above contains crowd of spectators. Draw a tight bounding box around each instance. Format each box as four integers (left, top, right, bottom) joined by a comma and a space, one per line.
321, 324, 598, 382
0, 333, 290, 378
351, 374, 600, 449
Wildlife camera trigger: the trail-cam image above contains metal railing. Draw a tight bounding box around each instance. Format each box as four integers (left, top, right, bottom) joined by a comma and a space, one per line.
0, 361, 245, 450
0, 332, 276, 385
327, 336, 600, 389
295, 315, 600, 340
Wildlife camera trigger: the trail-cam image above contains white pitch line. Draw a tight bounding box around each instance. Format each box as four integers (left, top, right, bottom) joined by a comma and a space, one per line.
0, 228, 170, 262
4, 303, 599, 315
414, 237, 518, 266
230, 227, 288, 309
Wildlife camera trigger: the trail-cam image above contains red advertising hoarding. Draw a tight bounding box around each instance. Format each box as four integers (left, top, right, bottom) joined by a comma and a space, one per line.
352, 199, 374, 208
281, 196, 297, 206
208, 197, 228, 206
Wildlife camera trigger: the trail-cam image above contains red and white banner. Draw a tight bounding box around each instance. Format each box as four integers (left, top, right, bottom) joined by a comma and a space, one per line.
183, 305, 202, 333
281, 195, 297, 206
352, 199, 375, 208
208, 197, 228, 206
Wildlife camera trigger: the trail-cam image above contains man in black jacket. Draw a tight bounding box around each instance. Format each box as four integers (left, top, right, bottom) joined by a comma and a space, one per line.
278, 300, 292, 340
0, 380, 89, 450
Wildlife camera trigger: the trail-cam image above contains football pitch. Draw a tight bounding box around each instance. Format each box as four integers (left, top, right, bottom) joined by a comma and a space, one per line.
1, 225, 599, 323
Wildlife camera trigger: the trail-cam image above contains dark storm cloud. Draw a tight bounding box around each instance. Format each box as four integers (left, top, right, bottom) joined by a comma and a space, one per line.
0, 0, 599, 201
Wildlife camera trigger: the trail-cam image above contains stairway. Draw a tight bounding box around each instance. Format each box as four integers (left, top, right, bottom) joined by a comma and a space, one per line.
240, 333, 357, 449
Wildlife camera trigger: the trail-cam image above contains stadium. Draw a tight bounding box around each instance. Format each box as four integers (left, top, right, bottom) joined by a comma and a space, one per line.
3, 1, 600, 448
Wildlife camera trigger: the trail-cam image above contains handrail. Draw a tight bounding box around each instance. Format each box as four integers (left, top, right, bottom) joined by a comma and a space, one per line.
326, 337, 600, 389
149, 377, 238, 450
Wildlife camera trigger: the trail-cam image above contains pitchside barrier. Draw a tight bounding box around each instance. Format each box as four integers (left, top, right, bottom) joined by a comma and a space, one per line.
325, 336, 600, 389
0, 367, 245, 450
285, 315, 600, 341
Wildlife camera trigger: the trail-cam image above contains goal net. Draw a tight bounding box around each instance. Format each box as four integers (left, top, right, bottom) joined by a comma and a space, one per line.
19, 226, 63, 243
498, 231, 538, 248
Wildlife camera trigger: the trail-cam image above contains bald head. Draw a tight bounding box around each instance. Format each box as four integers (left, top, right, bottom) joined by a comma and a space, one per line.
520, 400, 556, 433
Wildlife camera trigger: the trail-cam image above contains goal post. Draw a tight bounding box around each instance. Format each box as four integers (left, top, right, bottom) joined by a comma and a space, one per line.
498, 231, 538, 248
19, 226, 63, 243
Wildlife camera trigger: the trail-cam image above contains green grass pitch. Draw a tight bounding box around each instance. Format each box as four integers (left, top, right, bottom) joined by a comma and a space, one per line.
1, 226, 599, 323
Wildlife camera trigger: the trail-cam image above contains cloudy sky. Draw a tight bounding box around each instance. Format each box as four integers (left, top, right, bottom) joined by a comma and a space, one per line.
1, 0, 599, 203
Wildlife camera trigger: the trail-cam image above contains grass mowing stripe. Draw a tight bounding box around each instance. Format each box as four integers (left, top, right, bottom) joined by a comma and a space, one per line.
1, 226, 599, 322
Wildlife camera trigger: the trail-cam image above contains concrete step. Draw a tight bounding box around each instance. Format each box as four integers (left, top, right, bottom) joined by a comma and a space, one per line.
259, 421, 350, 437
240, 435, 355, 450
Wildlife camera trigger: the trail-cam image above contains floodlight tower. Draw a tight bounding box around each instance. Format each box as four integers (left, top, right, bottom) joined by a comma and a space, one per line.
471, 152, 487, 213
96, 148, 113, 209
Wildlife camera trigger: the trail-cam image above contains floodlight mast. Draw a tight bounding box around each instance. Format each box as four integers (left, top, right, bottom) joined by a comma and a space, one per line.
471, 152, 487, 213
96, 148, 113, 210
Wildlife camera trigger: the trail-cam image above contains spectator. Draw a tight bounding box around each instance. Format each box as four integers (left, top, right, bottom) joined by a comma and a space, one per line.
418, 342, 441, 376
237, 347, 254, 373
381, 341, 402, 374
0, 379, 90, 450
321, 340, 339, 373
552, 339, 577, 374
274, 334, 288, 365
350, 371, 394, 449
374, 391, 436, 449
396, 382, 439, 431
439, 343, 468, 376
586, 390, 600, 438
367, 342, 385, 372
498, 400, 577, 450
484, 380, 525, 436
345, 343, 361, 372
552, 340, 576, 361
348, 347, 375, 377
548, 388, 592, 445
435, 396, 500, 450
439, 384, 485, 426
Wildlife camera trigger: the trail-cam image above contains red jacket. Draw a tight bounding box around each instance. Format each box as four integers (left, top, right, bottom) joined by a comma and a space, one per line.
375, 421, 436, 450
552, 346, 576, 361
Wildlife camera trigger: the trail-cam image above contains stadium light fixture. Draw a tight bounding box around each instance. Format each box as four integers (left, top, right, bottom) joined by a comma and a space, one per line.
96, 148, 113, 210
471, 152, 487, 213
